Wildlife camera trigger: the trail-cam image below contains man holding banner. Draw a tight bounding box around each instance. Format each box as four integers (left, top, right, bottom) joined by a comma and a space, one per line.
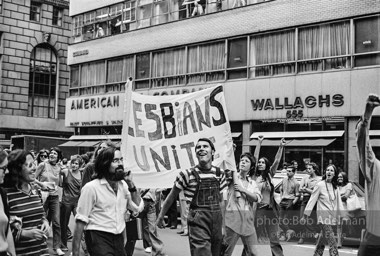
156, 138, 229, 256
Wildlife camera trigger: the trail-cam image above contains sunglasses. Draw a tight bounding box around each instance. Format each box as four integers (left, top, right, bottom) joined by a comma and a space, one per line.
40, 155, 48, 158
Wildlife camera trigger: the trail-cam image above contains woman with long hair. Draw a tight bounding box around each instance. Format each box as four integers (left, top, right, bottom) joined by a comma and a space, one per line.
303, 164, 345, 256
35, 149, 49, 165
224, 152, 262, 256
34, 147, 65, 255
0, 149, 16, 256
4, 149, 49, 256
243, 137, 285, 256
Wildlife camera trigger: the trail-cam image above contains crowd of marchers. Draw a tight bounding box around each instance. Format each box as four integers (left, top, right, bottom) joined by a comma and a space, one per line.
0, 94, 380, 256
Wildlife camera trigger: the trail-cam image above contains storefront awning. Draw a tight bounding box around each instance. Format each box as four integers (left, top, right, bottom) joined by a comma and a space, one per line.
370, 130, 380, 136
245, 139, 285, 146
77, 141, 101, 147
69, 135, 122, 141
59, 141, 83, 147
370, 139, 380, 147
231, 132, 242, 138
286, 139, 336, 147
245, 138, 336, 147
250, 130, 344, 139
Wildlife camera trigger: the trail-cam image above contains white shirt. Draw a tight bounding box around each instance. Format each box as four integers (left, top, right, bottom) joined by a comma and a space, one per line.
75, 178, 131, 234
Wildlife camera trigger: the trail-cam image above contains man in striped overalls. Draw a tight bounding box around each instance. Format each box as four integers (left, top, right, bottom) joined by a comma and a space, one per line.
157, 138, 228, 256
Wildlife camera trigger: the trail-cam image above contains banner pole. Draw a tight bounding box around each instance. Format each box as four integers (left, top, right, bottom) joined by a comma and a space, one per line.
121, 77, 133, 168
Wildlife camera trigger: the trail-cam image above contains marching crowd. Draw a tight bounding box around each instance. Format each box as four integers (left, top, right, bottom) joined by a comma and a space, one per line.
0, 93, 379, 256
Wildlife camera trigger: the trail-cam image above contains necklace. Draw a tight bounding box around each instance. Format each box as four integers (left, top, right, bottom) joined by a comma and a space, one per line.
325, 181, 336, 208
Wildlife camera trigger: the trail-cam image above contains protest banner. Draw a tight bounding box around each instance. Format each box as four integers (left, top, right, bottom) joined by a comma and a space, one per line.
122, 84, 236, 188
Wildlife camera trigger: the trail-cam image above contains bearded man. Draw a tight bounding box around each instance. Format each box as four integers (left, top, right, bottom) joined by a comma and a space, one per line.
72, 147, 143, 256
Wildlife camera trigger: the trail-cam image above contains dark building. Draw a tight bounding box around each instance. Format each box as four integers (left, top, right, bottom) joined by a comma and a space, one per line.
0, 0, 73, 148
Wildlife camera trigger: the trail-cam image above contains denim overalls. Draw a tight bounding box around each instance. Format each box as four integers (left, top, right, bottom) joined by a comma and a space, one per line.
188, 166, 223, 256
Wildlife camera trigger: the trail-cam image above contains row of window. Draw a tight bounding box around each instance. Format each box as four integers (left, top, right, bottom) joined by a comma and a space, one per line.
71, 0, 272, 43
30, 1, 64, 26
69, 15, 380, 96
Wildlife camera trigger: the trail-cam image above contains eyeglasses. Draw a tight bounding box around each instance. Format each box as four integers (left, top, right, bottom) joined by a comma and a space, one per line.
40, 155, 48, 158
0, 165, 8, 173
112, 158, 123, 163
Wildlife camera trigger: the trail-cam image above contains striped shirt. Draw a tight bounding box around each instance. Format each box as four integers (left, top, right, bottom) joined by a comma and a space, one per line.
175, 165, 228, 204
5, 186, 49, 256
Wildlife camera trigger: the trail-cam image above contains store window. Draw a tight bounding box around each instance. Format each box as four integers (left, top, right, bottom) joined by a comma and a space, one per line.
298, 21, 350, 72
250, 30, 295, 77
135, 53, 150, 89
228, 37, 247, 80
30, 1, 41, 22
28, 44, 57, 118
107, 56, 134, 92
52, 6, 63, 26
187, 41, 225, 84
355, 16, 380, 67
152, 48, 186, 87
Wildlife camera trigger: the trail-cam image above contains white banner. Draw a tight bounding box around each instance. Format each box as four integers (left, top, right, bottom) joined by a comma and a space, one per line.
123, 85, 236, 188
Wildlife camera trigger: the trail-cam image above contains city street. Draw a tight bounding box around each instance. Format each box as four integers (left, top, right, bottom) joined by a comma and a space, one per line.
51, 215, 359, 256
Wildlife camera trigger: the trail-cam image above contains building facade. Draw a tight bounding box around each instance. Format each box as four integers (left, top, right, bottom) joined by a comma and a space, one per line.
0, 0, 73, 148
67, 0, 380, 183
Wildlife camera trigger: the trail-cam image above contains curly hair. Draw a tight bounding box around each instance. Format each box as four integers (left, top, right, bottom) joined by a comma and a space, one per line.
4, 149, 33, 188
94, 147, 117, 179
71, 155, 83, 167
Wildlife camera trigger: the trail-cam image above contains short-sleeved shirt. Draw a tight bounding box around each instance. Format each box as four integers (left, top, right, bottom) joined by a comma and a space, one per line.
75, 178, 131, 235
36, 162, 61, 196
175, 165, 227, 204
300, 175, 321, 195
281, 176, 300, 200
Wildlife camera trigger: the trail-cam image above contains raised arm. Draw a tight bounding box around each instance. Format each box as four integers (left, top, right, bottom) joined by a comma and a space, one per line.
253, 135, 264, 170
356, 94, 380, 183
270, 138, 286, 176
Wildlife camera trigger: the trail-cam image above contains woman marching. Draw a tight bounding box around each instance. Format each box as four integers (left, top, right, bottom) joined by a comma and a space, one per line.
303, 164, 345, 256
34, 147, 65, 255
224, 152, 262, 256
242, 136, 285, 256
4, 150, 50, 255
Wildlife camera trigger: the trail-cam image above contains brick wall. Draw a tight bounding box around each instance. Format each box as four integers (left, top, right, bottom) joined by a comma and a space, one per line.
68, 0, 380, 65
0, 0, 71, 121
